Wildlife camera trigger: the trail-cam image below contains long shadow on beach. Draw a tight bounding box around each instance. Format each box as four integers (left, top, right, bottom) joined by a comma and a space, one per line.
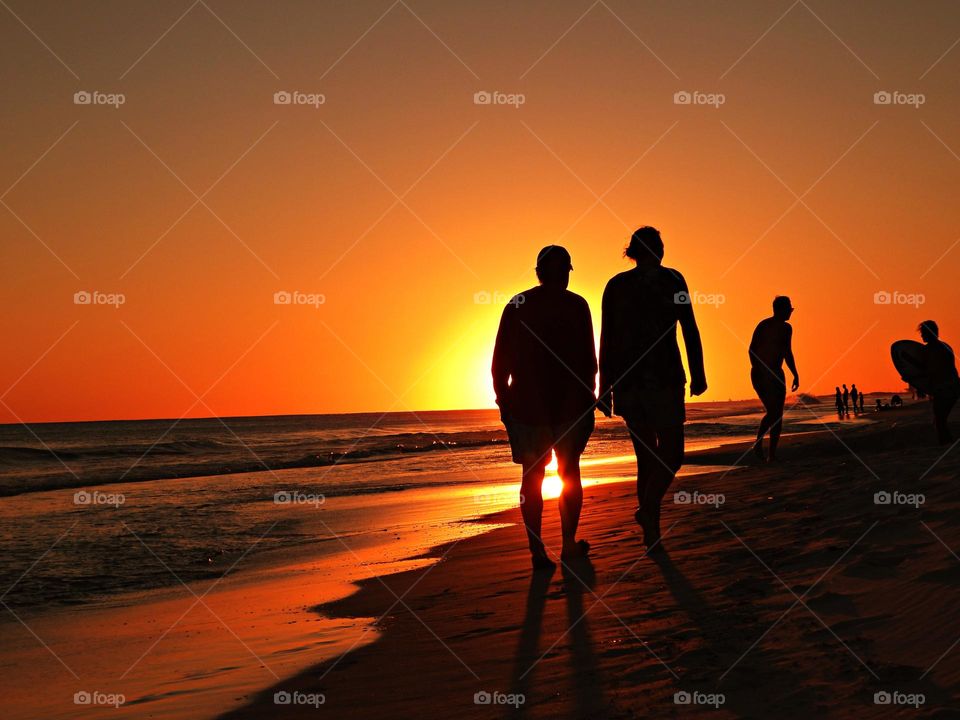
561, 558, 605, 718
508, 557, 605, 718
651, 548, 819, 716
509, 567, 553, 716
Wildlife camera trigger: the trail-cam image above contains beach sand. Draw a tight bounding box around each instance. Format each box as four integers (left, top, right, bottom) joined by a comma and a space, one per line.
221, 402, 960, 718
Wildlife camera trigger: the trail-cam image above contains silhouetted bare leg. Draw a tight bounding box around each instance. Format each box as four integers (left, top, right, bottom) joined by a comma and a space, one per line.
627, 424, 657, 510
767, 397, 786, 460
638, 426, 684, 550
933, 392, 958, 445
557, 456, 583, 557
520, 462, 551, 566
754, 411, 772, 460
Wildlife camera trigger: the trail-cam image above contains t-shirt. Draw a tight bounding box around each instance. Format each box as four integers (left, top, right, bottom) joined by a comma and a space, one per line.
599, 266, 689, 393
491, 286, 597, 425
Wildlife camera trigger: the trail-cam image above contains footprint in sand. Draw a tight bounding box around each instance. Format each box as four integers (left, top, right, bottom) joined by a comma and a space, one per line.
842, 547, 914, 580
721, 576, 771, 600
806, 590, 858, 617
918, 563, 960, 585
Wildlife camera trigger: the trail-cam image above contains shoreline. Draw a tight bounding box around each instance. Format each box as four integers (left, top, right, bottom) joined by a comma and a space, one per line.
223, 402, 960, 719
0, 447, 737, 719
0, 402, 936, 719
0, 399, 777, 499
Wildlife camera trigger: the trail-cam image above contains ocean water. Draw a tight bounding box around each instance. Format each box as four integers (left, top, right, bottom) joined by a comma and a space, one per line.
0, 402, 830, 612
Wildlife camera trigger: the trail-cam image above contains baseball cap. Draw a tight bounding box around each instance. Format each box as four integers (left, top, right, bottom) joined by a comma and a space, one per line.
536, 245, 573, 271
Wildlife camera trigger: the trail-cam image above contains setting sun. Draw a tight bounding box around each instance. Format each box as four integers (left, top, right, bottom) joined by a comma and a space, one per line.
542, 451, 563, 499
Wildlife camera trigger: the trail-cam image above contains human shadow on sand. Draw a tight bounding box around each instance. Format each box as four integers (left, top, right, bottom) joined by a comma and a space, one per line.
508, 557, 605, 717
651, 548, 820, 716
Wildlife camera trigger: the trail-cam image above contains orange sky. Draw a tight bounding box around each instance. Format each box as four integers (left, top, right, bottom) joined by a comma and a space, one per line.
2, 0, 959, 423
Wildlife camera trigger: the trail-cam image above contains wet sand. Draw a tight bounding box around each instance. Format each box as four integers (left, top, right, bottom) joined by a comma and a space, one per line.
224, 402, 960, 718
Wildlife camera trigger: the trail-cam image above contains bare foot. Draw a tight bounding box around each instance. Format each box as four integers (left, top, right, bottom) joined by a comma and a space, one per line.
561, 539, 590, 561
635, 507, 662, 550
531, 551, 556, 572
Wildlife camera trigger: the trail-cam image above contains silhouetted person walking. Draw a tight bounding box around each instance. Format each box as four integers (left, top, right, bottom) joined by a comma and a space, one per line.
842, 384, 850, 415
850, 384, 859, 415
918, 320, 959, 445
835, 387, 844, 418
597, 227, 706, 550
859, 389, 865, 413
493, 245, 596, 570
749, 296, 799, 461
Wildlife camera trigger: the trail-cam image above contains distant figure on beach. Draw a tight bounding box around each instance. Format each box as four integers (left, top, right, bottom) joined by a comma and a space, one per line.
835, 387, 844, 417
918, 320, 960, 444
850, 384, 859, 415
597, 227, 706, 550
493, 245, 596, 570
748, 296, 800, 461
859, 389, 865, 413
842, 384, 850, 414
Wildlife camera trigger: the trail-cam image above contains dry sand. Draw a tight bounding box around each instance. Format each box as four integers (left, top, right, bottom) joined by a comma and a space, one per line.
223, 403, 960, 719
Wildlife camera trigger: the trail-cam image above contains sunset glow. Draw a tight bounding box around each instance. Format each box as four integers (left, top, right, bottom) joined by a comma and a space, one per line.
542, 451, 563, 500
5, 5, 960, 720
2, 2, 959, 423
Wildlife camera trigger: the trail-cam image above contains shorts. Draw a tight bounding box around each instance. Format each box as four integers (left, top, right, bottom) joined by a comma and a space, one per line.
615, 384, 686, 429
504, 412, 595, 467
751, 367, 786, 402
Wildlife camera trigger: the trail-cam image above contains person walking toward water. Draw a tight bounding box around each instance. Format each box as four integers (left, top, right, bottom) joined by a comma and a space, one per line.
835, 387, 844, 417
597, 227, 707, 550
859, 389, 865, 413
748, 296, 800, 461
493, 245, 596, 570
842, 384, 850, 415
918, 321, 960, 444
850, 384, 859, 415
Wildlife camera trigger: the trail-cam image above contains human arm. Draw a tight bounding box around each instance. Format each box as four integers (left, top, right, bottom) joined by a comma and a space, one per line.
581, 299, 598, 397
596, 282, 614, 416
491, 305, 515, 422
784, 324, 799, 392
677, 275, 707, 396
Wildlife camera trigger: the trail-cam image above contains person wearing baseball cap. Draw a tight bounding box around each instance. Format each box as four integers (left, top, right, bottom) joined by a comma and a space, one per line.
492, 245, 596, 570
749, 296, 800, 461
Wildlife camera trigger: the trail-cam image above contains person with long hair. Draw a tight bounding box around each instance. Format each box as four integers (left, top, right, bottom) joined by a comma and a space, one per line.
597, 227, 707, 550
